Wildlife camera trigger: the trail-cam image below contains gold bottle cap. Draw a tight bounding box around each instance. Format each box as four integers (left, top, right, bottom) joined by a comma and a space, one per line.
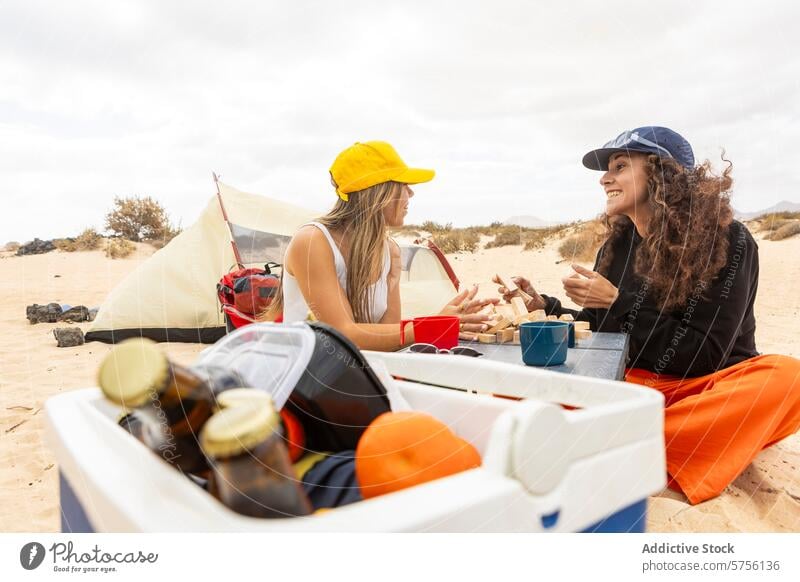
201, 398, 279, 459
97, 338, 169, 408
216, 388, 272, 410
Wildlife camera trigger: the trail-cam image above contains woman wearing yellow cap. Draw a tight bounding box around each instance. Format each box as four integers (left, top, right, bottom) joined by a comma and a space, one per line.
263, 141, 496, 350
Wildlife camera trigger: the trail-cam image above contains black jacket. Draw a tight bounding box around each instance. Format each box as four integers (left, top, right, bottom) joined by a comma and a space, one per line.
541, 220, 759, 377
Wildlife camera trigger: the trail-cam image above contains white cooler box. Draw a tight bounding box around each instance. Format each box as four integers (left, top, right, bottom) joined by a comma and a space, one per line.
45, 350, 665, 533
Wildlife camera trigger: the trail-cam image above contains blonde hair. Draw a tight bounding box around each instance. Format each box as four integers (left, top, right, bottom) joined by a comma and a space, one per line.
261, 180, 403, 323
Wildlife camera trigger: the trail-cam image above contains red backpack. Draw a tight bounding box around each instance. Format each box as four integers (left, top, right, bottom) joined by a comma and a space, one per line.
217, 262, 281, 318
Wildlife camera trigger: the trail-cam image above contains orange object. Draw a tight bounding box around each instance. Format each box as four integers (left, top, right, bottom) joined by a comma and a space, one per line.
279, 408, 305, 463
355, 412, 481, 499
625, 354, 800, 504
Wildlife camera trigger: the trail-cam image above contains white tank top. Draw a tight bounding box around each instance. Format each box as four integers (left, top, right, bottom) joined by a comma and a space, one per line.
282, 222, 391, 324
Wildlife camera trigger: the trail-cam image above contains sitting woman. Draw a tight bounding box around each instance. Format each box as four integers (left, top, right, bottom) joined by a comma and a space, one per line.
498, 126, 800, 504
264, 140, 497, 350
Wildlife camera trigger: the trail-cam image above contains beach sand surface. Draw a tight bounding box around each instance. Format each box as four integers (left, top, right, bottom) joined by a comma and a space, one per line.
0, 233, 798, 532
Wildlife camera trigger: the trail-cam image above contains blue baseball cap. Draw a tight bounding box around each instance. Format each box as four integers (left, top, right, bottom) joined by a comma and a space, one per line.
582, 126, 695, 171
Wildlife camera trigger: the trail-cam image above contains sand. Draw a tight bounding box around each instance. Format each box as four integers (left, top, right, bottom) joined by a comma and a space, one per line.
0, 233, 798, 532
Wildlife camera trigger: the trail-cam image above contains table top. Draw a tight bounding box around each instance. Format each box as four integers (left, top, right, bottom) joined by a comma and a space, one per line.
455, 332, 630, 381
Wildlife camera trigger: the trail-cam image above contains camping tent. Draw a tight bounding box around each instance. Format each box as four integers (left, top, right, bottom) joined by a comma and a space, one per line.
85, 181, 459, 344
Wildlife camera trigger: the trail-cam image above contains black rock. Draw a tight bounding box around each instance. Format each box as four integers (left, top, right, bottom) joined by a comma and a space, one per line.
26, 303, 63, 324
59, 306, 91, 323
16, 238, 56, 256
53, 327, 85, 347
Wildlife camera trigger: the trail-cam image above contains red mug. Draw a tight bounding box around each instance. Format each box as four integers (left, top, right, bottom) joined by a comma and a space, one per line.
400, 316, 460, 350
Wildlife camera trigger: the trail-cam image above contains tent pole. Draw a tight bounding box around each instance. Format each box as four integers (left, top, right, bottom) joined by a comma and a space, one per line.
426, 239, 460, 291
213, 172, 245, 269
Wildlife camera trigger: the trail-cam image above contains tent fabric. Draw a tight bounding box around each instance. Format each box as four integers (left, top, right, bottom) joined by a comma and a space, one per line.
86, 181, 458, 344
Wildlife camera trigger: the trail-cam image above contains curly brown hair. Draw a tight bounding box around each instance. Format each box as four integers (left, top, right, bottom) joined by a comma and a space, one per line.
596, 154, 734, 312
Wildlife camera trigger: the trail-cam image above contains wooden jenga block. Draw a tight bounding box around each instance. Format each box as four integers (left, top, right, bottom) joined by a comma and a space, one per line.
513, 313, 531, 326
487, 317, 512, 333
510, 297, 528, 317
573, 321, 591, 331
546, 315, 558, 321
496, 328, 515, 344
513, 330, 520, 344
517, 289, 534, 303
575, 329, 592, 340
559, 313, 575, 322
495, 273, 518, 293
477, 333, 497, 344
495, 304, 516, 320
529, 310, 546, 321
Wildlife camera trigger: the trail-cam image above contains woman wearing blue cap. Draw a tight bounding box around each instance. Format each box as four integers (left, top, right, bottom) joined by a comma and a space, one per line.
498, 127, 800, 504
263, 141, 498, 350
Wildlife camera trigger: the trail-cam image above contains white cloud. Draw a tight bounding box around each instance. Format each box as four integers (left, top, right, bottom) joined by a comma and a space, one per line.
1, 0, 798, 242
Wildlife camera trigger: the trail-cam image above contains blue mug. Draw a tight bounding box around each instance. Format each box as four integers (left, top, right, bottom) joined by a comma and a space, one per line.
519, 321, 569, 366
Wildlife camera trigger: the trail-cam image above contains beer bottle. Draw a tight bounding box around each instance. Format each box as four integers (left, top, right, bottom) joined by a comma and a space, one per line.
98, 338, 230, 476
117, 411, 146, 441
215, 387, 271, 411
216, 388, 307, 463
200, 399, 312, 518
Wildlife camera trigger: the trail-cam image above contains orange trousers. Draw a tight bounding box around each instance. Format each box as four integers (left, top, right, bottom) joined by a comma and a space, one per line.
625, 354, 800, 504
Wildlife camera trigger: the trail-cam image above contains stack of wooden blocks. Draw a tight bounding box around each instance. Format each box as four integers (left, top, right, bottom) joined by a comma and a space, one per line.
458, 275, 593, 345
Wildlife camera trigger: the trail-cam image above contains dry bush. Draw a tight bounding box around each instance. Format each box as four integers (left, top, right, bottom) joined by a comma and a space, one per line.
759, 211, 800, 221
3, 241, 20, 252
75, 228, 103, 250
765, 221, 800, 241
53, 228, 104, 252
485, 230, 522, 248
523, 223, 574, 251
432, 230, 480, 253
53, 238, 78, 252
105, 196, 181, 243
420, 220, 452, 234
558, 221, 604, 263
389, 225, 422, 238
468, 222, 505, 237
105, 238, 136, 259
755, 212, 800, 232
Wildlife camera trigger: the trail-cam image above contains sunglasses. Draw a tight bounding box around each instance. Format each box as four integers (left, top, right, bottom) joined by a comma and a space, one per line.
409, 343, 484, 357
604, 130, 674, 159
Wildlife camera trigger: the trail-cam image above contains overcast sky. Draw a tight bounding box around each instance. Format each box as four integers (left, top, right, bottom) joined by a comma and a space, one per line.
2, 0, 799, 242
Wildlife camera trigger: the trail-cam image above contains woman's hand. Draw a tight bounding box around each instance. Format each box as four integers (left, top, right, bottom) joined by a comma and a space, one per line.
492, 275, 546, 311
440, 285, 499, 333
561, 264, 619, 309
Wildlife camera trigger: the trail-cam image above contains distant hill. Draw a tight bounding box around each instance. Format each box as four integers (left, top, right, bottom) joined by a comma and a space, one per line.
503, 215, 558, 229
735, 200, 800, 221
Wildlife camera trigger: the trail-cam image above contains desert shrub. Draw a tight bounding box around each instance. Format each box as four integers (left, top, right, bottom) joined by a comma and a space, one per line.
759, 218, 790, 232
758, 211, 800, 221
105, 196, 181, 243
420, 220, 452, 234
754, 212, 800, 233
485, 231, 521, 248
765, 221, 800, 241
432, 230, 479, 253
522, 223, 574, 250
558, 229, 602, 263
53, 238, 78, 252
75, 228, 103, 250
3, 241, 20, 252
52, 228, 104, 252
105, 238, 136, 259
389, 225, 423, 238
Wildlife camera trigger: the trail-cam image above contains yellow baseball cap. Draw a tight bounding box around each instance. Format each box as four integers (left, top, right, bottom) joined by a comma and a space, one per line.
329, 141, 435, 202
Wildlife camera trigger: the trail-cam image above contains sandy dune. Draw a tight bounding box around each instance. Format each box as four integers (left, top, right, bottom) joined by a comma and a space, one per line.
0, 232, 798, 532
